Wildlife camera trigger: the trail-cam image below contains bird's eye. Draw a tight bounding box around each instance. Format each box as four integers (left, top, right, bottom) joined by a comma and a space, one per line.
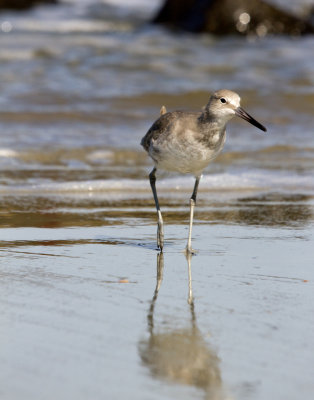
220, 98, 226, 104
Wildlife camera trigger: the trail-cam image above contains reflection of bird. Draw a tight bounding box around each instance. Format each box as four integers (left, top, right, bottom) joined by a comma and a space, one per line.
141, 90, 266, 253
139, 252, 229, 400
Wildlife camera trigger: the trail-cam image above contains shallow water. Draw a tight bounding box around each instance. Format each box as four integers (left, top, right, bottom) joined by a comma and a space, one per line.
0, 1, 314, 399
1, 223, 314, 400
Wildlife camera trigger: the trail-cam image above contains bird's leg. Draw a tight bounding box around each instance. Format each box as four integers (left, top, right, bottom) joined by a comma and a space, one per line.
149, 168, 164, 251
185, 176, 200, 255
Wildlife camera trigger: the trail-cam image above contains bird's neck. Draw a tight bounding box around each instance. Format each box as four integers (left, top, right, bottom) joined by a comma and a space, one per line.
198, 108, 227, 130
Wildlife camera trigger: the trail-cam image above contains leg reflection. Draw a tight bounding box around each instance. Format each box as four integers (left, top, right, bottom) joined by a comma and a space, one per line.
147, 251, 164, 334
186, 251, 194, 306
139, 252, 229, 400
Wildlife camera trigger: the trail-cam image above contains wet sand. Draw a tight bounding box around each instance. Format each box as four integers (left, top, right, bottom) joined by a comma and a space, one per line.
0, 1, 313, 398
1, 198, 313, 400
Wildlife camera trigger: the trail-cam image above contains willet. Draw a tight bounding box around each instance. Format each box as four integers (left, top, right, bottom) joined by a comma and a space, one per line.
141, 89, 266, 254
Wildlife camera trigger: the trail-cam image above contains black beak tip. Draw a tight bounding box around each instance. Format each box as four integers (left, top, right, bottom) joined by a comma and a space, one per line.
236, 107, 267, 133
261, 125, 267, 133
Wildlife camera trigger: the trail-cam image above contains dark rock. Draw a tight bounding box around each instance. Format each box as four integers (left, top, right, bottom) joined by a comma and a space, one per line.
0, 0, 57, 10
153, 0, 314, 36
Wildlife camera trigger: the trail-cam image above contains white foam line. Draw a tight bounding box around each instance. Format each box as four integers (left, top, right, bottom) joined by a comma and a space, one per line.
14, 20, 132, 33
0, 170, 313, 195
0, 149, 18, 157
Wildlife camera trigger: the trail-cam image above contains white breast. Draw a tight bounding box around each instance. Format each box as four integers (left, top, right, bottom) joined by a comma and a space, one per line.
149, 129, 226, 176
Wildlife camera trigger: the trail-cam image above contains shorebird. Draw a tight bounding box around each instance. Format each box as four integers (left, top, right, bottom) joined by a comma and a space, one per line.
141, 89, 266, 254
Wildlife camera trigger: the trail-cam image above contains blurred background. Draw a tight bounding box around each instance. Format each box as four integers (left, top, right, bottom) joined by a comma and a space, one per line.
0, 0, 313, 225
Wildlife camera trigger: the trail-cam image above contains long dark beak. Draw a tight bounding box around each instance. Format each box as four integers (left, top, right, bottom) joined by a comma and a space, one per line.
235, 107, 267, 132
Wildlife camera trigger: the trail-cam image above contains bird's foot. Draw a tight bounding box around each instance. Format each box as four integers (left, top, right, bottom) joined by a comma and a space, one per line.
184, 245, 197, 256
157, 221, 164, 251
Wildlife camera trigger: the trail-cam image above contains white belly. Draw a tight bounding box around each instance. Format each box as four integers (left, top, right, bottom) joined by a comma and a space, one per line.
149, 130, 226, 176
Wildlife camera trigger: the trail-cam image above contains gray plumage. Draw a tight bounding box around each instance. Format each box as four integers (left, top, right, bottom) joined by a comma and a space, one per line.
141, 89, 266, 253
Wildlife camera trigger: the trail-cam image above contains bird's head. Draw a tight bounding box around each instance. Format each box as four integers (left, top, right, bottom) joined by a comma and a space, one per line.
207, 89, 267, 132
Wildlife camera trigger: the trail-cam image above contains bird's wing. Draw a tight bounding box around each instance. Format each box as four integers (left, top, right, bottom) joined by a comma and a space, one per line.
141, 112, 178, 152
